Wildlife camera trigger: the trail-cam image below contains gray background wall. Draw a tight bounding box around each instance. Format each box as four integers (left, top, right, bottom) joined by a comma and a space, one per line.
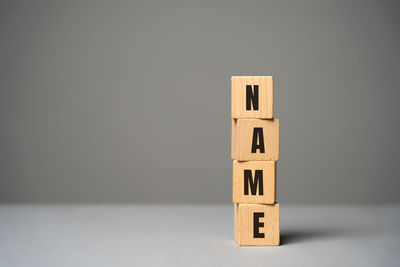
0, 0, 399, 204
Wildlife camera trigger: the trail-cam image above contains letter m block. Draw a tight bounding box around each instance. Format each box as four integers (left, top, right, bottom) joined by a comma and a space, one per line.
233, 161, 276, 204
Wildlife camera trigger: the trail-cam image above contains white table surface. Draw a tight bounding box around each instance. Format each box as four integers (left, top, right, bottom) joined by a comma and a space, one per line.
0, 204, 399, 266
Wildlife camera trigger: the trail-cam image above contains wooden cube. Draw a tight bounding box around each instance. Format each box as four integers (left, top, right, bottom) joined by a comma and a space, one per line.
233, 160, 276, 204
231, 76, 273, 119
234, 203, 280, 246
231, 119, 279, 161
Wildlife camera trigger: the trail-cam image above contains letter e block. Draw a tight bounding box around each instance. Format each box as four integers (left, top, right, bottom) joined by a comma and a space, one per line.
231, 76, 273, 119
234, 203, 280, 246
232, 119, 279, 161
233, 160, 276, 204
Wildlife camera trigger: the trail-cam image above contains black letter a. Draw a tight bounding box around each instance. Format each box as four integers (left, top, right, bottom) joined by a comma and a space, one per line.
251, 128, 265, 153
246, 85, 259, 110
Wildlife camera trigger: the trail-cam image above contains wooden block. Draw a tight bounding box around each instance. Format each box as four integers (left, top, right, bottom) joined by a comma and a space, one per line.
234, 203, 280, 246
231, 119, 279, 161
231, 76, 273, 119
233, 160, 276, 204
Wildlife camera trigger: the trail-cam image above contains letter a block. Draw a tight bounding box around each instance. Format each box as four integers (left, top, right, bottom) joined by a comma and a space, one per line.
233, 160, 276, 204
231, 76, 273, 119
234, 203, 280, 246
232, 119, 279, 161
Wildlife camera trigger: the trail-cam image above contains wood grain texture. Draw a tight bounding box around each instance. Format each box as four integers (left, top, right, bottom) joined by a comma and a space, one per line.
231, 76, 273, 119
231, 119, 279, 161
233, 160, 276, 204
234, 203, 280, 246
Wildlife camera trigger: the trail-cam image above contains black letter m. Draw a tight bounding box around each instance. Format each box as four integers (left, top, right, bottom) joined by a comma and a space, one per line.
244, 170, 263, 195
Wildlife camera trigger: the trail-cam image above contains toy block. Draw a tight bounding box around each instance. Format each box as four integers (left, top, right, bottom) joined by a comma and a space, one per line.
233, 160, 276, 204
231, 76, 273, 119
234, 203, 280, 246
231, 119, 279, 161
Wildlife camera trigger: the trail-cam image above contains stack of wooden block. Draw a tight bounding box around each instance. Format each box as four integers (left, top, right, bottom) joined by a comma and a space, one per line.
231, 76, 280, 246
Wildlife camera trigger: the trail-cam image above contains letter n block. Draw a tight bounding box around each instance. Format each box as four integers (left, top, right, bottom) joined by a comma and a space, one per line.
231, 76, 273, 119
231, 119, 279, 161
234, 203, 280, 246
233, 160, 276, 204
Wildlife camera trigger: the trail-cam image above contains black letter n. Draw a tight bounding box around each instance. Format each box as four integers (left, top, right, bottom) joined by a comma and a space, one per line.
246, 85, 259, 110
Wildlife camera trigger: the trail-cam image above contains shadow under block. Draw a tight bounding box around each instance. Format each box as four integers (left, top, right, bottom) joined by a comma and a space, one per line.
233, 160, 276, 204
231, 76, 273, 119
234, 203, 280, 246
231, 119, 279, 161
